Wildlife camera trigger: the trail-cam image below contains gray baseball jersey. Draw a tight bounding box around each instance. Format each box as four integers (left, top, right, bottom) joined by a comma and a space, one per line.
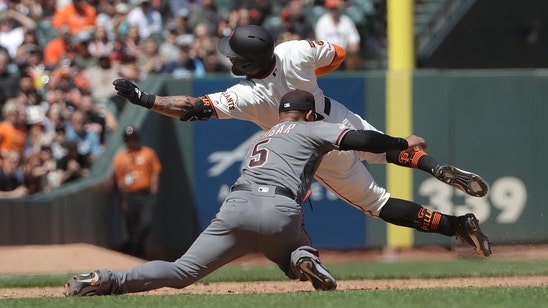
93, 120, 346, 294
236, 120, 349, 203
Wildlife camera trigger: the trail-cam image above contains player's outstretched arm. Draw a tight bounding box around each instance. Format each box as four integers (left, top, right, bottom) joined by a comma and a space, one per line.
113, 79, 210, 121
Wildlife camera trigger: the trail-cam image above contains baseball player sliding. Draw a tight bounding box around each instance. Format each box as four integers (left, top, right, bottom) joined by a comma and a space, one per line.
110, 25, 491, 258
65, 89, 442, 295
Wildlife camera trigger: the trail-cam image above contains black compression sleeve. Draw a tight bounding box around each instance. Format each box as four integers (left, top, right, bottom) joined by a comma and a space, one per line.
339, 130, 408, 153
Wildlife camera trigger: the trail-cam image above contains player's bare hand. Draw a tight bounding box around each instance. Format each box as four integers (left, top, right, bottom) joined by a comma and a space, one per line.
404, 135, 427, 150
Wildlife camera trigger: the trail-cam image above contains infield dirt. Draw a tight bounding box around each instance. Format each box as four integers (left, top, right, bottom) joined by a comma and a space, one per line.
1, 243, 546, 298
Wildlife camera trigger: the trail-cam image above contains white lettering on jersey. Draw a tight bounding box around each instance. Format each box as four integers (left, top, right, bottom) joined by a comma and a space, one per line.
265, 123, 296, 137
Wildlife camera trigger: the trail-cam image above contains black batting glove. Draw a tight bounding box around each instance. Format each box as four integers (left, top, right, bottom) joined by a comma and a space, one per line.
113, 79, 156, 109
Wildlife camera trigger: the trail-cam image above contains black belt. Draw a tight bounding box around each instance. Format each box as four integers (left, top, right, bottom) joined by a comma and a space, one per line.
324, 97, 331, 116
231, 184, 295, 200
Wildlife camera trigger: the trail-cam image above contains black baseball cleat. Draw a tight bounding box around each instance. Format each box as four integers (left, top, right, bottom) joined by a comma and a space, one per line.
434, 165, 489, 197
455, 213, 492, 257
297, 257, 337, 291
64, 271, 108, 296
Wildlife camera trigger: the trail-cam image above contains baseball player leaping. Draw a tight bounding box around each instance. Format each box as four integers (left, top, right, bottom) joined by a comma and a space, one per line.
65, 90, 443, 295
111, 25, 491, 258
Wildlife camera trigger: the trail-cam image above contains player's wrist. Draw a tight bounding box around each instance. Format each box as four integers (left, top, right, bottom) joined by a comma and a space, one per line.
139, 92, 156, 109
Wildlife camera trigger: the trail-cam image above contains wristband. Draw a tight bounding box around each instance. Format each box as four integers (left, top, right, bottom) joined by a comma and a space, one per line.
140, 92, 156, 109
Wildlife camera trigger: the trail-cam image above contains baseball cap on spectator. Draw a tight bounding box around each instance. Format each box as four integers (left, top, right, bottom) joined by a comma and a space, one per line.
72, 31, 92, 44
325, 0, 342, 9
26, 105, 45, 125
115, 2, 129, 14
176, 8, 190, 18
279, 89, 324, 120
123, 125, 140, 142
176, 34, 194, 47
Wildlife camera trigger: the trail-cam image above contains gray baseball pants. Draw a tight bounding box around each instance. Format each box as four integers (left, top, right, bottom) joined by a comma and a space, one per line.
96, 187, 318, 294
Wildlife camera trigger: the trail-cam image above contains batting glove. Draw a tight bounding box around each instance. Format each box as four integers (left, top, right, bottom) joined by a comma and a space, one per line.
113, 79, 156, 109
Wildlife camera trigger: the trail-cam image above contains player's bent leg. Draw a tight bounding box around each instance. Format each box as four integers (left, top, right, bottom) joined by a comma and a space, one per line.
290, 246, 337, 291
314, 150, 390, 217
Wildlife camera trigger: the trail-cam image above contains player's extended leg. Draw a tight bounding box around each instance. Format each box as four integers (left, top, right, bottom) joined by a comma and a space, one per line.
314, 151, 491, 257
65, 197, 255, 296
379, 198, 492, 257
385, 147, 489, 197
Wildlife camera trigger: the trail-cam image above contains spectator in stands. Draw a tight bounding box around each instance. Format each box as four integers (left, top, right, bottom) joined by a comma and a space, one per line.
168, 6, 191, 35
95, 0, 118, 42
55, 139, 90, 184
18, 55, 48, 104
188, 0, 220, 36
0, 150, 28, 198
229, 7, 252, 28
40, 0, 58, 20
163, 35, 205, 78
136, 37, 165, 80
82, 55, 124, 104
52, 0, 96, 36
315, 0, 361, 69
0, 100, 28, 157
127, 0, 162, 40
43, 25, 73, 69
203, 47, 230, 74
159, 24, 182, 63
229, 0, 270, 27
0, 9, 36, 59
118, 24, 141, 59
87, 24, 114, 58
112, 2, 130, 38
117, 53, 141, 85
14, 0, 44, 20
71, 31, 97, 69
77, 92, 118, 145
191, 22, 218, 62
23, 149, 52, 194
274, 0, 315, 42
24, 104, 49, 158
169, 0, 192, 20
0, 50, 20, 104
14, 29, 41, 66
63, 109, 102, 164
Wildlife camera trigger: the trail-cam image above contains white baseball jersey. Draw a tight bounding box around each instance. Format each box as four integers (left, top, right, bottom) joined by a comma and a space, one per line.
201, 39, 390, 216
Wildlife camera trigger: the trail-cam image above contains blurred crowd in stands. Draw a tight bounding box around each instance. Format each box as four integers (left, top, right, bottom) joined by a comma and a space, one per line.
0, 0, 386, 198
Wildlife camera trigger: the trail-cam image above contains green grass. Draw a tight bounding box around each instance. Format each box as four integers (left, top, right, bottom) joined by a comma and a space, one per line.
1, 258, 547, 307
1, 287, 546, 307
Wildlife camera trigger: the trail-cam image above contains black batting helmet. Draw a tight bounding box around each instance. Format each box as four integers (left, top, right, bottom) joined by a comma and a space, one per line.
218, 25, 274, 75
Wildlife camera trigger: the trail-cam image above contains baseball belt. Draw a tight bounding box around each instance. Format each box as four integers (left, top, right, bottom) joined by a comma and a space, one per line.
230, 184, 296, 200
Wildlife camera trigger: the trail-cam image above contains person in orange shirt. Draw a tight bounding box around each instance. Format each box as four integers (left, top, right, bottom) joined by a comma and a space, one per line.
43, 25, 73, 68
52, 0, 96, 35
112, 125, 162, 258
0, 100, 28, 158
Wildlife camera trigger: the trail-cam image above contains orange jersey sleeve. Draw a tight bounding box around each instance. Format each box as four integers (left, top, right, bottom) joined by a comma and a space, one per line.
315, 44, 347, 77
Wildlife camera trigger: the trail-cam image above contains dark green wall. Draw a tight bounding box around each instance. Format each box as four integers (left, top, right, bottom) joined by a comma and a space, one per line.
1, 70, 546, 257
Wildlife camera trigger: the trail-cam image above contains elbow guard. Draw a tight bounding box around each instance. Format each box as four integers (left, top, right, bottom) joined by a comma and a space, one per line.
180, 97, 213, 121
